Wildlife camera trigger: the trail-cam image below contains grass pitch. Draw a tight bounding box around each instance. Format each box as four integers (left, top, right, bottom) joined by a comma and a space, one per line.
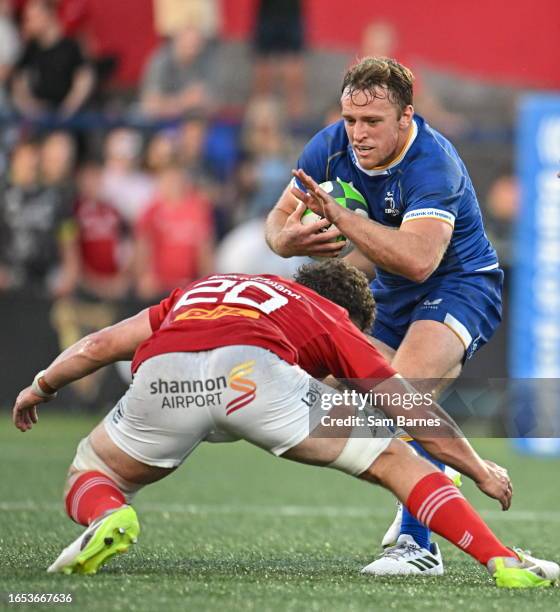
1, 413, 559, 611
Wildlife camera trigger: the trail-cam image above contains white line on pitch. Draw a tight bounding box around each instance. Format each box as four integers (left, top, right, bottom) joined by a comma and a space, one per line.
1, 501, 560, 522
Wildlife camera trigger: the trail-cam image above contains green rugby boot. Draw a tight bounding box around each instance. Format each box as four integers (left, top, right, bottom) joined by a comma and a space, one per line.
488, 548, 559, 588
47, 505, 139, 575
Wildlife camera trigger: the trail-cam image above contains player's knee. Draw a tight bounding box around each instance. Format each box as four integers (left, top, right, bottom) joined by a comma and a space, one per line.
359, 438, 414, 486
65, 436, 144, 504
327, 435, 393, 479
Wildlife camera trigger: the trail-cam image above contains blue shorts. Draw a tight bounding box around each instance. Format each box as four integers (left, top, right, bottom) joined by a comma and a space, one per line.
371, 269, 504, 361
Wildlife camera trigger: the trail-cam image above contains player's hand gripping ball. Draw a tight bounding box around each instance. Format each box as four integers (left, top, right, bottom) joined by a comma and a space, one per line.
301, 179, 369, 259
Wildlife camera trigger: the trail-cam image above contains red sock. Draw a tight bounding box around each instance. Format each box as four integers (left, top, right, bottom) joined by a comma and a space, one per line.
406, 472, 514, 565
65, 471, 126, 526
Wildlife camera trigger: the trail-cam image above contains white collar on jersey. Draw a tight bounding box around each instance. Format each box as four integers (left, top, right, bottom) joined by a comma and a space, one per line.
349, 118, 418, 176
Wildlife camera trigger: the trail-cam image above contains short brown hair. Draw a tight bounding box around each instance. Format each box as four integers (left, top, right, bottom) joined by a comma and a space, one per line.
342, 57, 414, 111
294, 260, 375, 332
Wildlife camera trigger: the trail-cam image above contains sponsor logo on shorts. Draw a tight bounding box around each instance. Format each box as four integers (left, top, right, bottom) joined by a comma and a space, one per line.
174, 305, 260, 322
150, 376, 227, 409
226, 360, 257, 416
301, 380, 323, 409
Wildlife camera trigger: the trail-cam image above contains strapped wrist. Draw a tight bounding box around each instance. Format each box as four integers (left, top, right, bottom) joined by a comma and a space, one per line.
31, 370, 58, 399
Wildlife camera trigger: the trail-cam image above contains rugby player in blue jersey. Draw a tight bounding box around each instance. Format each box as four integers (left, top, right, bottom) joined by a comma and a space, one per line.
265, 57, 503, 576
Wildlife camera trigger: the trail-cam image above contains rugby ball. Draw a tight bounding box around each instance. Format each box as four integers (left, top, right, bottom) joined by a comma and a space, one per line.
301, 179, 369, 259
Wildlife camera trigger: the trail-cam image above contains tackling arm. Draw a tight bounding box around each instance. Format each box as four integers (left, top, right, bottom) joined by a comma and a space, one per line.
370, 374, 511, 509
12, 309, 152, 432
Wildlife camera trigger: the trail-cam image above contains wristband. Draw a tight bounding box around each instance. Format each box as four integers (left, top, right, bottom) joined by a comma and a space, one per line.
31, 370, 58, 399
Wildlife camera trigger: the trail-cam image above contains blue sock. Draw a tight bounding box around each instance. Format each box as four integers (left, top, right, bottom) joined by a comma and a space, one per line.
399, 440, 445, 550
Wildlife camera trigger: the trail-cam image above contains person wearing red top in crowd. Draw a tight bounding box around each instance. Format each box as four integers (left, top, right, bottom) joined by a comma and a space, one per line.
73, 161, 130, 299
12, 260, 558, 586
134, 161, 214, 300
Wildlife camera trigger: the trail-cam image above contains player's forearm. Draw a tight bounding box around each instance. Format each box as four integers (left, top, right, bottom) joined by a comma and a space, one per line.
418, 436, 490, 484
335, 212, 437, 282
373, 376, 489, 483
40, 310, 152, 391
398, 410, 489, 484
41, 333, 121, 390
265, 207, 290, 255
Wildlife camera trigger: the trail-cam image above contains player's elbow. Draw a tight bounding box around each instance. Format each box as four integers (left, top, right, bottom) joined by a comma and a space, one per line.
79, 331, 115, 365
404, 261, 436, 284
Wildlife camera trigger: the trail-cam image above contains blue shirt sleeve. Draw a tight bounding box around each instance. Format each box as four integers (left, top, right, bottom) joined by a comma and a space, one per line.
400, 154, 465, 228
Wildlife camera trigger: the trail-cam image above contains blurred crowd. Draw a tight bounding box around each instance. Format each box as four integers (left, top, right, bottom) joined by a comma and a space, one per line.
0, 0, 518, 307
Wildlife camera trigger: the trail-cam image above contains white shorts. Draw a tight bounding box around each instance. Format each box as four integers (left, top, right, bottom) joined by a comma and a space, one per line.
103, 346, 392, 470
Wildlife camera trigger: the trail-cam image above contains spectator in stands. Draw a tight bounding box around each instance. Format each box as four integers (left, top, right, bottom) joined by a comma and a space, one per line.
0, 140, 78, 296
177, 115, 234, 239
239, 96, 294, 220
40, 131, 76, 187
73, 160, 131, 300
359, 20, 468, 136
153, 0, 219, 41
0, 0, 20, 111
140, 24, 214, 119
178, 117, 223, 193
39, 131, 76, 218
50, 159, 131, 405
100, 128, 154, 226
251, 0, 306, 121
10, 0, 95, 118
134, 161, 215, 300
145, 130, 178, 175
484, 174, 519, 267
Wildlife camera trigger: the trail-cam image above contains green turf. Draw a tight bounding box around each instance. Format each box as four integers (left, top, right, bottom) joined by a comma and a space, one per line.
1, 413, 559, 611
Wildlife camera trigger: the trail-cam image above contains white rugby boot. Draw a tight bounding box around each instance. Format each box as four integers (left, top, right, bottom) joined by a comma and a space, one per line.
362, 534, 444, 576
381, 502, 403, 548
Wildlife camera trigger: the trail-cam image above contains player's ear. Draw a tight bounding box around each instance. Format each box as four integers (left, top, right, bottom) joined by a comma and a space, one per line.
399, 105, 414, 129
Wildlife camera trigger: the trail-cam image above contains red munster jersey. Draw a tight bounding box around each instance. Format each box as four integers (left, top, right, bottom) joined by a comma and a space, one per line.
131, 274, 395, 385
74, 197, 125, 277
135, 194, 214, 291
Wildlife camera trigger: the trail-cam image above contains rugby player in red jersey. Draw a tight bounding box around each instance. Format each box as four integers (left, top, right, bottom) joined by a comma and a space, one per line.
12, 261, 558, 587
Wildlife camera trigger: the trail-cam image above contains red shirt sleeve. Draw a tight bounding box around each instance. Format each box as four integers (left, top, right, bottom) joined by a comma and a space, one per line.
148, 287, 182, 331
324, 321, 396, 384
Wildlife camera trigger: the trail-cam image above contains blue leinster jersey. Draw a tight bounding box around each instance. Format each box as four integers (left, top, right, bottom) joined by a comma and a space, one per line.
296, 115, 499, 289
